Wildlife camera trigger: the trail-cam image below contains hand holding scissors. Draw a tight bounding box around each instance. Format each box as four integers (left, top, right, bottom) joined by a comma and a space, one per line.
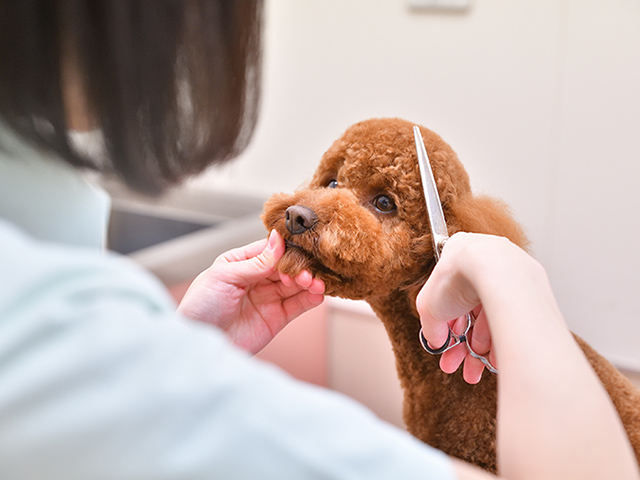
413, 126, 498, 375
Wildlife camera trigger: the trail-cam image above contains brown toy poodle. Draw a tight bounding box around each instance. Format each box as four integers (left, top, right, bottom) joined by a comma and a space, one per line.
262, 117, 640, 473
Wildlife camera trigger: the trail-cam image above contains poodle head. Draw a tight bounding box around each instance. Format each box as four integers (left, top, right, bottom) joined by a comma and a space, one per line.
262, 118, 526, 301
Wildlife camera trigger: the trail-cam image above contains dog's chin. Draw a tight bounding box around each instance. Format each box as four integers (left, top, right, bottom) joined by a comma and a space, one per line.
276, 245, 313, 277
278, 242, 351, 297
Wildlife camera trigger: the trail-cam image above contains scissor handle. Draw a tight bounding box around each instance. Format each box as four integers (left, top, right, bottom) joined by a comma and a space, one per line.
419, 313, 498, 374
418, 316, 467, 355
466, 342, 499, 374
419, 327, 453, 355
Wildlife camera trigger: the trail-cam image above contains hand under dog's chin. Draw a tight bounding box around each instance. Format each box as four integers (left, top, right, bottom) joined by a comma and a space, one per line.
276, 248, 313, 278
277, 247, 352, 297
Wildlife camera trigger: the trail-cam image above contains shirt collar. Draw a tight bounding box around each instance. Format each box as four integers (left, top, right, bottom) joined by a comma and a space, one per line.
0, 128, 110, 249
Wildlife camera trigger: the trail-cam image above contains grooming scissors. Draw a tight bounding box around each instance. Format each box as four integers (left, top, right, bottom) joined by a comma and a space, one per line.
413, 126, 498, 375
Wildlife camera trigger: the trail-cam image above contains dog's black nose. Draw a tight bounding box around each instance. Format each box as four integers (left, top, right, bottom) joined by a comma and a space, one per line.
285, 205, 318, 235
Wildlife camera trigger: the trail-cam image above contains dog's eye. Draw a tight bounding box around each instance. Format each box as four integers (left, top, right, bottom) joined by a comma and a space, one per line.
327, 179, 338, 188
373, 195, 396, 213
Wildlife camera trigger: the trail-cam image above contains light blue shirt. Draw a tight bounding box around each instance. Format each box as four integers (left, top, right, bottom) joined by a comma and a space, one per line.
0, 132, 455, 479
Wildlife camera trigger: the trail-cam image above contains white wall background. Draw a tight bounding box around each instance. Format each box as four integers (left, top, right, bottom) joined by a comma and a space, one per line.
189, 0, 640, 369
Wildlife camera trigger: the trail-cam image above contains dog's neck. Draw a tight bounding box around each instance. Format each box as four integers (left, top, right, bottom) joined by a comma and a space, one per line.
364, 287, 499, 472
366, 289, 442, 383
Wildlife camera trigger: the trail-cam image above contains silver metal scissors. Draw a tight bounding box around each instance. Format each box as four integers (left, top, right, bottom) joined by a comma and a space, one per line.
413, 126, 498, 375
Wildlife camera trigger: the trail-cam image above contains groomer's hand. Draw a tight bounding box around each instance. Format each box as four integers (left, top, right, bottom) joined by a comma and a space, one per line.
416, 232, 551, 384
418, 233, 640, 480
178, 230, 325, 354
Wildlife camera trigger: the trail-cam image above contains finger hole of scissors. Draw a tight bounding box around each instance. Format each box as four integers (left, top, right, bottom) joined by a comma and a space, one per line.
452, 314, 471, 337
465, 342, 499, 374
420, 327, 462, 355
419, 328, 450, 354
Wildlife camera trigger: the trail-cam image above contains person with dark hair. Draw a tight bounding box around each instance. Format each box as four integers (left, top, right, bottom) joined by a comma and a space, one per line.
0, 2, 455, 478
0, 2, 637, 480
0, 0, 263, 195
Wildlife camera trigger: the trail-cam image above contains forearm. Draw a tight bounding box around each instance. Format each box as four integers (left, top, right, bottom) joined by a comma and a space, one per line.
474, 246, 639, 479
419, 234, 640, 480
496, 316, 636, 478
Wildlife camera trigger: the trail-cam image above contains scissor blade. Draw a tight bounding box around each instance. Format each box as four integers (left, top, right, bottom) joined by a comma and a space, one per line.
413, 126, 449, 260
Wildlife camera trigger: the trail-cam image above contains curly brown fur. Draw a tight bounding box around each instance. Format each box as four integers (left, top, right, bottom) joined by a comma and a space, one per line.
262, 117, 640, 473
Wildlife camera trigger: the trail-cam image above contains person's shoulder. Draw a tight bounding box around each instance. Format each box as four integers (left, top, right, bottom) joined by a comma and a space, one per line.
0, 218, 176, 325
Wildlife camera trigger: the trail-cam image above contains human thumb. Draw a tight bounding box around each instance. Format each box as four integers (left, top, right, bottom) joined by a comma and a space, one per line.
233, 230, 285, 285
416, 284, 451, 350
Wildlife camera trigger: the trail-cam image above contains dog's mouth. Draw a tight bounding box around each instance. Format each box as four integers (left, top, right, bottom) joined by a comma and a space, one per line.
283, 239, 351, 284
285, 239, 303, 250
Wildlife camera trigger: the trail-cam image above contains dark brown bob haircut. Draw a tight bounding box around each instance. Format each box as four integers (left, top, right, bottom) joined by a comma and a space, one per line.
0, 0, 262, 195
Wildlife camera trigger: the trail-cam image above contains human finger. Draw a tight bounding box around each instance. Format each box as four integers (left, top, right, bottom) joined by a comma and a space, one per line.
469, 308, 492, 361
440, 343, 466, 374
280, 290, 325, 323
462, 355, 486, 384
293, 269, 313, 289
416, 286, 452, 353
279, 272, 294, 287
218, 230, 285, 286
439, 315, 469, 373
292, 270, 325, 295
463, 307, 494, 383
416, 235, 482, 351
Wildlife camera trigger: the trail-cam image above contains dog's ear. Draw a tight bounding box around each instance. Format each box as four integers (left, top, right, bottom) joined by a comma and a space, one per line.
448, 195, 529, 250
